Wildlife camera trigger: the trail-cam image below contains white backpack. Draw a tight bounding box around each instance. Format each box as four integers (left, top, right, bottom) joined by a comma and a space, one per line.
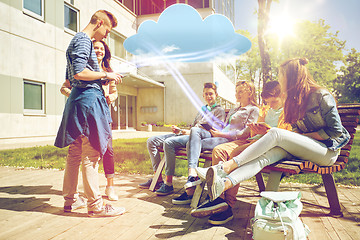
251, 191, 310, 240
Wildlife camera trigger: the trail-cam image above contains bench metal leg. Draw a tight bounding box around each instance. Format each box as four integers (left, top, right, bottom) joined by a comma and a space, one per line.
190, 160, 212, 209
322, 173, 343, 217
265, 171, 282, 191
149, 156, 166, 192
255, 173, 266, 192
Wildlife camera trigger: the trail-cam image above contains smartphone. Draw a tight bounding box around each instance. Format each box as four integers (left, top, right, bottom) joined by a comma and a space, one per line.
201, 123, 213, 131
256, 122, 271, 128
173, 126, 182, 131
118, 71, 130, 78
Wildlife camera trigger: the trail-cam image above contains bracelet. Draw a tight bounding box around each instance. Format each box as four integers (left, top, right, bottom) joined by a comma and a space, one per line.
101, 72, 108, 80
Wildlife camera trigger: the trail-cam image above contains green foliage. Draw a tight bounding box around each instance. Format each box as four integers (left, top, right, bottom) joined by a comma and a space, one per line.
0, 138, 188, 177
177, 122, 188, 128
333, 48, 360, 103
0, 145, 68, 170
237, 19, 351, 100
267, 19, 345, 87
236, 30, 262, 83
156, 121, 165, 127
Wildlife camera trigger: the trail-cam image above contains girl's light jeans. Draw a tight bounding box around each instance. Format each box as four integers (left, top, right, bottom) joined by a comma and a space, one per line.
227, 128, 339, 186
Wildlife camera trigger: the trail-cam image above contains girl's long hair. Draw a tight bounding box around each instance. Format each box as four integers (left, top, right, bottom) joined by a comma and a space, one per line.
280, 57, 323, 124
236, 80, 258, 107
93, 40, 113, 72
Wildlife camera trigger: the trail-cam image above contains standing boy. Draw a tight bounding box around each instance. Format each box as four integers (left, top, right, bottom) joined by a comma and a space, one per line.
55, 10, 124, 217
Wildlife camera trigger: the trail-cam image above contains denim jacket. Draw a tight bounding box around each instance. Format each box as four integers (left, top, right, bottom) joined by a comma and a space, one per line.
292, 89, 350, 151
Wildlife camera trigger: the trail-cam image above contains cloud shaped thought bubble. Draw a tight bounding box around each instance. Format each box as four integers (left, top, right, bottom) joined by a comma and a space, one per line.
124, 4, 251, 62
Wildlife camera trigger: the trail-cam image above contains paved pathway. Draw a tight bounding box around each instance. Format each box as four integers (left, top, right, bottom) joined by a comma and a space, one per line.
0, 167, 359, 240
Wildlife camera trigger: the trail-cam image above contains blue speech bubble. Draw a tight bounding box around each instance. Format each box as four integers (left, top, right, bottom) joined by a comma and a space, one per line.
124, 4, 251, 62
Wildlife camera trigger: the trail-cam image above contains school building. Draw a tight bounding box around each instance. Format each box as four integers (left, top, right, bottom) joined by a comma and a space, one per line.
0, 0, 237, 145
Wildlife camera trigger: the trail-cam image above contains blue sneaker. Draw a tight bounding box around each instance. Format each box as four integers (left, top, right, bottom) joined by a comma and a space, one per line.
139, 178, 164, 190
208, 206, 233, 225
184, 176, 202, 189
156, 184, 174, 196
172, 192, 193, 205
190, 197, 228, 218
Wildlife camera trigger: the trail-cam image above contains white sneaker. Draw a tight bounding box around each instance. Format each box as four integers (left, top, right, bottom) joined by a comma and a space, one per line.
195, 167, 208, 181
64, 196, 86, 212
88, 204, 125, 217
206, 166, 226, 201
105, 186, 118, 201
196, 161, 226, 181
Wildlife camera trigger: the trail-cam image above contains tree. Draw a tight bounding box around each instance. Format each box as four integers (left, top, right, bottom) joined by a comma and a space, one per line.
236, 30, 261, 82
266, 19, 345, 89
257, 0, 273, 85
333, 48, 360, 103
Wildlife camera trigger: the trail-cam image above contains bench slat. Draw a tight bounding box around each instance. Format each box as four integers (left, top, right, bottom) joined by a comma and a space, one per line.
265, 164, 301, 174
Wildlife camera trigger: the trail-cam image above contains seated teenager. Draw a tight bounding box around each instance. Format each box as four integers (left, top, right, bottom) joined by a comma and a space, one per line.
196, 58, 350, 220
172, 81, 259, 205
191, 81, 291, 225
139, 83, 226, 196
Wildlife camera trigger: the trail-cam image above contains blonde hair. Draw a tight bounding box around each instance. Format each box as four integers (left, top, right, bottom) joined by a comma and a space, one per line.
90, 10, 118, 28
236, 80, 258, 107
279, 57, 323, 123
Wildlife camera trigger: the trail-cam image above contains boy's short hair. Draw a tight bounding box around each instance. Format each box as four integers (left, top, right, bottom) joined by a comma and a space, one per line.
261, 81, 281, 99
90, 10, 118, 28
203, 82, 217, 94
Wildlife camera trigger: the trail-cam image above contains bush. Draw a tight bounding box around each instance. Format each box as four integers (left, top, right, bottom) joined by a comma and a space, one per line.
156, 121, 165, 127
177, 122, 188, 128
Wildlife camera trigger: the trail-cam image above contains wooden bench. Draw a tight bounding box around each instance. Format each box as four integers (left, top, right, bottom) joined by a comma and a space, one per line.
149, 147, 213, 208
149, 104, 360, 213
257, 103, 360, 217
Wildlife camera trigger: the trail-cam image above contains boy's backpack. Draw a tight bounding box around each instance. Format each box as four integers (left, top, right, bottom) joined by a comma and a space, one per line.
251, 191, 310, 240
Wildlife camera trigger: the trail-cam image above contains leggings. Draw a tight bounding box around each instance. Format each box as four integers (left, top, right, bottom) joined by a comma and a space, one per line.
103, 138, 114, 179
227, 128, 339, 186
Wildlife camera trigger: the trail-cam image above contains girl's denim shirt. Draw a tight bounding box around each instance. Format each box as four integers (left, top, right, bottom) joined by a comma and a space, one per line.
292, 89, 350, 151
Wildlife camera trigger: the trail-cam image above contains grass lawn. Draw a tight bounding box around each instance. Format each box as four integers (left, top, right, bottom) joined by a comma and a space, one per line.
0, 138, 188, 178
0, 132, 359, 186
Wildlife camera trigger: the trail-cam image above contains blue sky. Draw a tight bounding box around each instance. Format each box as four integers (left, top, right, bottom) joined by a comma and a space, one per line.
234, 0, 360, 52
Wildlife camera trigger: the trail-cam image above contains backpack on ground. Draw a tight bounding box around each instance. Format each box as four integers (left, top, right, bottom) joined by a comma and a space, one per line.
251, 191, 310, 240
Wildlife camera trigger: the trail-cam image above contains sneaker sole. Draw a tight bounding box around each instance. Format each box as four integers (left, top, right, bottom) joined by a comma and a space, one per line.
156, 190, 174, 196
64, 202, 86, 212
208, 214, 234, 225
139, 183, 163, 190
88, 208, 125, 217
172, 199, 192, 205
106, 195, 119, 201
206, 167, 216, 201
190, 203, 228, 218
184, 180, 202, 189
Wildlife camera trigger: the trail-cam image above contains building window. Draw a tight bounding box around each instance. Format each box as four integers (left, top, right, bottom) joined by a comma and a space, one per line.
117, 0, 135, 13
64, 2, 79, 34
136, 0, 163, 15
23, 0, 44, 21
108, 32, 127, 60
188, 0, 203, 8
24, 80, 45, 115
166, 0, 177, 8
